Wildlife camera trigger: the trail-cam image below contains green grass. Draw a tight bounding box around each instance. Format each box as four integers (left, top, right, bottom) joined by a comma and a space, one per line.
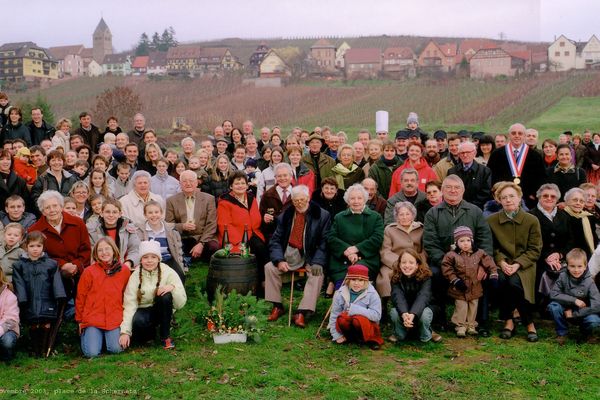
3, 263, 600, 399
527, 96, 600, 139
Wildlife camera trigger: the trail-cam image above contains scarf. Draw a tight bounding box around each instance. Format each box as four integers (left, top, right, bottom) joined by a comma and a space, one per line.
504, 209, 519, 219
380, 155, 398, 167
564, 206, 595, 253
331, 163, 358, 190
544, 154, 556, 166
99, 259, 122, 276
554, 163, 575, 173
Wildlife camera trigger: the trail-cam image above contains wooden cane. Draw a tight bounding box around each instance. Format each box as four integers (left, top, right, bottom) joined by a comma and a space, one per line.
288, 271, 295, 326
315, 302, 333, 339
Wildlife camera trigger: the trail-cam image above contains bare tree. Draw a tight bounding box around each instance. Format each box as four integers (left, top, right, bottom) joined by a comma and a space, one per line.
94, 86, 143, 127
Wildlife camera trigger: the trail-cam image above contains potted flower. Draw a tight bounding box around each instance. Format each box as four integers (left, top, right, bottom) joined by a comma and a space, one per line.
201, 285, 269, 344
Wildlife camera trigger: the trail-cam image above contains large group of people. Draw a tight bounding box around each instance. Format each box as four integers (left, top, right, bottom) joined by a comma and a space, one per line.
0, 89, 599, 362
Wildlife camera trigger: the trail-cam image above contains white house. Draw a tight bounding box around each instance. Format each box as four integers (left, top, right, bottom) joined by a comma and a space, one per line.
579, 35, 600, 68
548, 35, 577, 71
335, 41, 351, 69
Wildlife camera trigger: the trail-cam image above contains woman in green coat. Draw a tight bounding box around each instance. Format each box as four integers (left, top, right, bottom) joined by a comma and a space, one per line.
328, 184, 384, 286
487, 181, 542, 342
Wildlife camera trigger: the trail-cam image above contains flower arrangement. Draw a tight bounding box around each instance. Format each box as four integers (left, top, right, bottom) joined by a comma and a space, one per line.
201, 285, 269, 343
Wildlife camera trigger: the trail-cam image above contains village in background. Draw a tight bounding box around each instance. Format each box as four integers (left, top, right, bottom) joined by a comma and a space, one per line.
0, 18, 599, 90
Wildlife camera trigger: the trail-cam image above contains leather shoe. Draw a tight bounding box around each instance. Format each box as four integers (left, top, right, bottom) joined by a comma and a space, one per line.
293, 313, 306, 328
268, 307, 285, 322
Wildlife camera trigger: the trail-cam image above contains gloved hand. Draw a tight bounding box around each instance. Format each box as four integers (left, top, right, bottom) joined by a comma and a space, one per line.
489, 274, 499, 290
310, 264, 323, 277
454, 279, 468, 292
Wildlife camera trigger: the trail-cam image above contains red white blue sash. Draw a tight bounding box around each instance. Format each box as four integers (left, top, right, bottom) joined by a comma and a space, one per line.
506, 143, 528, 178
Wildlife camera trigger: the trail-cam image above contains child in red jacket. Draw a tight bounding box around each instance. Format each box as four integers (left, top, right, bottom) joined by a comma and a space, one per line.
12, 147, 37, 186
76, 237, 131, 358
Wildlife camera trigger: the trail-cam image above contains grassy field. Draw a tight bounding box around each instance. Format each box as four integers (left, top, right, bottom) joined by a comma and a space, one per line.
3, 264, 599, 400
527, 96, 600, 139
9, 72, 600, 145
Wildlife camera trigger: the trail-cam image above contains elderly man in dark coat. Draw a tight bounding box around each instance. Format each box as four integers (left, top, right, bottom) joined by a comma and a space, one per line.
448, 141, 492, 209
265, 185, 331, 327
423, 174, 494, 335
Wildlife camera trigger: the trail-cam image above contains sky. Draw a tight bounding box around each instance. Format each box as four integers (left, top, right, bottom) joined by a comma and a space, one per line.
6, 0, 598, 51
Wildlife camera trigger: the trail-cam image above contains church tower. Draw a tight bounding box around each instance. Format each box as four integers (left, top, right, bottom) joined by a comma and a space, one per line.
93, 17, 112, 63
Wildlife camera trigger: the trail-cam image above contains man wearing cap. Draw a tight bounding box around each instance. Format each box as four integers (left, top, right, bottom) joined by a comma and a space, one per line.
457, 130, 471, 143
375, 110, 388, 141
487, 123, 545, 209
302, 132, 336, 188
434, 134, 461, 182
423, 174, 493, 335
265, 185, 331, 327
448, 141, 492, 209
27, 108, 55, 146
434, 130, 448, 158
394, 130, 409, 161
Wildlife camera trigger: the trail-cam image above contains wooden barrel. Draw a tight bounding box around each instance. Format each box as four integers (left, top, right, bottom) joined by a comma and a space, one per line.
207, 254, 257, 302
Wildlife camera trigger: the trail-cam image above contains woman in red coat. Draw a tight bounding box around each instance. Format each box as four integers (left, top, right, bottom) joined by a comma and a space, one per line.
389, 143, 438, 198
76, 238, 131, 357
288, 147, 315, 196
217, 171, 269, 292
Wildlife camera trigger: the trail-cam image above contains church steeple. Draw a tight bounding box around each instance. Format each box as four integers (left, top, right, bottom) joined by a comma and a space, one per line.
93, 17, 112, 63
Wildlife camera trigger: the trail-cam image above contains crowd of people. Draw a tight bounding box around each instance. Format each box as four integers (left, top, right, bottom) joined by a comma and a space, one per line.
0, 88, 599, 361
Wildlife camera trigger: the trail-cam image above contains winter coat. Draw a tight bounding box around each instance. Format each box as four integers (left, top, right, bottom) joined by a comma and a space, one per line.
585, 143, 600, 170
259, 185, 293, 239
529, 207, 573, 274
165, 189, 217, 245
331, 162, 365, 190
150, 173, 181, 201
423, 200, 493, 268
120, 263, 186, 336
391, 275, 432, 318
12, 158, 37, 186
380, 222, 425, 270
51, 130, 70, 152
302, 151, 336, 187
0, 122, 31, 146
487, 208, 542, 303
12, 253, 66, 322
73, 124, 103, 152
119, 190, 165, 227
75, 261, 131, 330
28, 212, 92, 273
448, 161, 492, 209
0, 284, 19, 337
311, 188, 347, 219
441, 249, 498, 301
329, 283, 382, 340
389, 158, 438, 198
26, 120, 55, 146
256, 165, 276, 203
487, 145, 546, 209
136, 221, 184, 269
269, 201, 331, 268
433, 155, 460, 183
87, 217, 141, 266
217, 192, 265, 252
0, 243, 25, 282
291, 163, 315, 197
328, 207, 384, 283
368, 158, 403, 198
367, 195, 387, 218
545, 166, 587, 201
31, 170, 79, 212
549, 268, 600, 318
0, 171, 31, 214
113, 177, 133, 199
574, 144, 587, 169
203, 174, 230, 201
0, 211, 36, 233
384, 190, 427, 225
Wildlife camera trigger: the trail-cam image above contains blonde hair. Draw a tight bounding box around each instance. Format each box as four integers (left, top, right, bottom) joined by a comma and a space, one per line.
493, 181, 523, 202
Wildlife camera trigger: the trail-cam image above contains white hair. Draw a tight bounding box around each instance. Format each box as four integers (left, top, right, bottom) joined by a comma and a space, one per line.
37, 190, 64, 211
343, 184, 369, 204
273, 162, 293, 176
131, 170, 151, 184
181, 137, 195, 147
291, 185, 309, 198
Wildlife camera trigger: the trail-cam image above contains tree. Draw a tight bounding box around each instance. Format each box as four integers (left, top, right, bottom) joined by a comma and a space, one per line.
19, 94, 55, 125
151, 32, 161, 51
136, 33, 150, 56
93, 86, 143, 129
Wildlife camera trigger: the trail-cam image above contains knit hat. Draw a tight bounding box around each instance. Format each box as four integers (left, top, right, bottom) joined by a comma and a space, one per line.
245, 158, 258, 168
139, 240, 162, 260
454, 226, 473, 242
346, 264, 369, 281
407, 112, 419, 126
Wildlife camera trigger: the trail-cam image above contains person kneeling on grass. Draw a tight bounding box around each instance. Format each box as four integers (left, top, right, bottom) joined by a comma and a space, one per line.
548, 248, 600, 345
328, 264, 384, 350
119, 240, 186, 350
75, 238, 131, 358
389, 249, 442, 343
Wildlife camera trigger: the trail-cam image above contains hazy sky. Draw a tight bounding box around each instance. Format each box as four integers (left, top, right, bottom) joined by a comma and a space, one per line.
7, 0, 598, 51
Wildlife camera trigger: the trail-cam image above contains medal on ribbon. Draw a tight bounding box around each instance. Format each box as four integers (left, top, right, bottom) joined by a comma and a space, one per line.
506, 143, 528, 185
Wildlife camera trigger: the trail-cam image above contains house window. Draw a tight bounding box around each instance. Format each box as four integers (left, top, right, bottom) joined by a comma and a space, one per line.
559, 42, 565, 47
555, 51, 560, 57
564, 51, 570, 56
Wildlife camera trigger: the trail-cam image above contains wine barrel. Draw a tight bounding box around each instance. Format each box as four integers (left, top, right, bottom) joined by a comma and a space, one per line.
207, 254, 257, 302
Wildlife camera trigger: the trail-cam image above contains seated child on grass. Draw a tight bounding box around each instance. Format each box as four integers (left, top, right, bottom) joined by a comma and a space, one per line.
548, 248, 600, 345
328, 264, 384, 350
442, 226, 498, 337
390, 248, 442, 343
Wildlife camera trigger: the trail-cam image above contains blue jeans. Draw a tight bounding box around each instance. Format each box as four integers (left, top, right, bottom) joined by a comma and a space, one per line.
547, 301, 600, 336
81, 326, 122, 358
0, 331, 17, 361
390, 307, 433, 342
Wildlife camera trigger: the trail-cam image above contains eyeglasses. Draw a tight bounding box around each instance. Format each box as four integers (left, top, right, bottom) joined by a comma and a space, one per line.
541, 194, 557, 199
500, 194, 519, 200
510, 131, 524, 136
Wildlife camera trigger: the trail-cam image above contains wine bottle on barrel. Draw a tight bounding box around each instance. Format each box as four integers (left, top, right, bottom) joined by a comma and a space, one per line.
222, 224, 232, 257
240, 224, 250, 258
